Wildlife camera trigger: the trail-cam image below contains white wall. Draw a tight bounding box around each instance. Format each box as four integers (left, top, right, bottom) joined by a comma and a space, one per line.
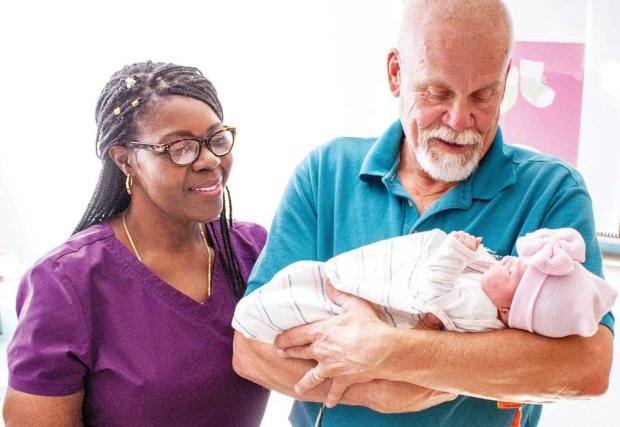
0, 0, 403, 260
505, 0, 620, 234
1, 1, 619, 425
1, 0, 618, 257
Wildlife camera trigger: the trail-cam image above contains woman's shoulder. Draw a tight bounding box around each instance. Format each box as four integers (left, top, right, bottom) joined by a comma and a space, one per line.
42, 222, 114, 261
229, 220, 267, 253
17, 223, 120, 312
209, 219, 267, 260
231, 220, 267, 239
27, 222, 118, 280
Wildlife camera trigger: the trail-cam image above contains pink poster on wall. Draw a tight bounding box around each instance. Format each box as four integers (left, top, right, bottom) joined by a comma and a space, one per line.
498, 41, 586, 166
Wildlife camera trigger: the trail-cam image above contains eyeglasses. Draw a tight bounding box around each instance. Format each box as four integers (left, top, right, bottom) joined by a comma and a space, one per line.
126, 126, 236, 165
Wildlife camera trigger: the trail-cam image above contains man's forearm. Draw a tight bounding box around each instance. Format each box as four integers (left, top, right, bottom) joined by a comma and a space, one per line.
382, 325, 613, 402
232, 332, 456, 412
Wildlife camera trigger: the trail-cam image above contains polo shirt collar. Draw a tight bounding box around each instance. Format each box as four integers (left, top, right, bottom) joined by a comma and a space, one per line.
358, 120, 516, 200
359, 119, 403, 181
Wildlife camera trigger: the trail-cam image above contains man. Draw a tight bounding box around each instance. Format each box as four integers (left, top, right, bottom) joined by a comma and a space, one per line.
233, 0, 614, 425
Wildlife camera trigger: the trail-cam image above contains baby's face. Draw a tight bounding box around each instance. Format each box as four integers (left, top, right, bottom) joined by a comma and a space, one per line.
481, 256, 527, 324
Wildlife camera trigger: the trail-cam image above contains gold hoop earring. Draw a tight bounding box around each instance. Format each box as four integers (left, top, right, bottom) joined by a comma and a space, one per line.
125, 174, 133, 195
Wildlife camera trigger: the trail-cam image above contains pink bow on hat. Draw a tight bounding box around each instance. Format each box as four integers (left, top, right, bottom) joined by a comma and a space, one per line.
516, 228, 586, 275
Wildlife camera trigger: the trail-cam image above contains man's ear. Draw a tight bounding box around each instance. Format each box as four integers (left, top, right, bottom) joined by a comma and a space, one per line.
387, 48, 401, 97
501, 59, 512, 97
505, 59, 512, 80
108, 145, 133, 176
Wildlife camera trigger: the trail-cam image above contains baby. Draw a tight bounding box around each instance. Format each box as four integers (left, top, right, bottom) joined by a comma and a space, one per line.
233, 228, 617, 343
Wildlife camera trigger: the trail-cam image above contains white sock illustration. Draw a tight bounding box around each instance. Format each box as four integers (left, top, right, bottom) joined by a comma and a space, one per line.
519, 59, 555, 108
500, 65, 519, 115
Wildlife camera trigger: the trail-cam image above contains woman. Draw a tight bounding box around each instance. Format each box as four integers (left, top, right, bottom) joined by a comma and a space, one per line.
4, 61, 270, 426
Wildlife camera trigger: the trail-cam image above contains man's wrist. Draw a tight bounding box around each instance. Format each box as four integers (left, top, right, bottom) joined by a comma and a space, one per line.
380, 326, 416, 381
381, 327, 439, 382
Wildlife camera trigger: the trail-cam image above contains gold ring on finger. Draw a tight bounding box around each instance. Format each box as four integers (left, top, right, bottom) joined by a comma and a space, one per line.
311, 368, 325, 383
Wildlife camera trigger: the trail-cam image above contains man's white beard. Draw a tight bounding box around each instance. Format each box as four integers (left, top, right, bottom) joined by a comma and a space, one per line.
415, 125, 484, 182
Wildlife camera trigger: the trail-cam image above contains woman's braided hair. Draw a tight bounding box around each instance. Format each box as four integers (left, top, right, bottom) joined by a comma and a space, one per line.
74, 61, 246, 300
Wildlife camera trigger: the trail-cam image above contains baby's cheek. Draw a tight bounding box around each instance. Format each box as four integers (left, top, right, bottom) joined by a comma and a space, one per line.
483, 272, 514, 308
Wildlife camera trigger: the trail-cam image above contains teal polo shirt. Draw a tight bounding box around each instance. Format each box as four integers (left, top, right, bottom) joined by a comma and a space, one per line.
247, 120, 614, 427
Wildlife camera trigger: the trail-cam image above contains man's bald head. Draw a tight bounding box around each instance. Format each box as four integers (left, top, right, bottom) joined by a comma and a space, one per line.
397, 0, 513, 69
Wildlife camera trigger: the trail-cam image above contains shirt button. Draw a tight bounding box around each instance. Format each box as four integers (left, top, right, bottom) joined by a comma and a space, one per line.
408, 200, 414, 208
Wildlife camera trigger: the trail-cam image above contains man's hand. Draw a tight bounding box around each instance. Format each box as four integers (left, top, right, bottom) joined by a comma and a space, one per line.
275, 282, 393, 405
449, 231, 481, 251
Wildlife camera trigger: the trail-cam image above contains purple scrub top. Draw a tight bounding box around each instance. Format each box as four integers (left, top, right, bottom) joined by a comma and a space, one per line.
8, 221, 270, 426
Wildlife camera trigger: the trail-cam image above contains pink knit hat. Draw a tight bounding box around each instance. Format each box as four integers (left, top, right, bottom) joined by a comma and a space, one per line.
508, 228, 617, 337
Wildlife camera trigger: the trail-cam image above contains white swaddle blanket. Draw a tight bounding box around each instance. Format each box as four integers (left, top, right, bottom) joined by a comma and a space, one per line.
233, 229, 505, 344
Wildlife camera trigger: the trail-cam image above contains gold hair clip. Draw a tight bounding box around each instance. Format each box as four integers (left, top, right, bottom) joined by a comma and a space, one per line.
114, 107, 122, 116
125, 77, 136, 88
131, 99, 139, 107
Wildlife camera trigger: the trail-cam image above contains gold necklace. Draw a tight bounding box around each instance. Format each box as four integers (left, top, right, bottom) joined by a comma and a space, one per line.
122, 211, 142, 262
122, 211, 213, 297
198, 222, 213, 297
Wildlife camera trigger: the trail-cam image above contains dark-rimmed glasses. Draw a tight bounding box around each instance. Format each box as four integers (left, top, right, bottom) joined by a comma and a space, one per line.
126, 126, 236, 165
